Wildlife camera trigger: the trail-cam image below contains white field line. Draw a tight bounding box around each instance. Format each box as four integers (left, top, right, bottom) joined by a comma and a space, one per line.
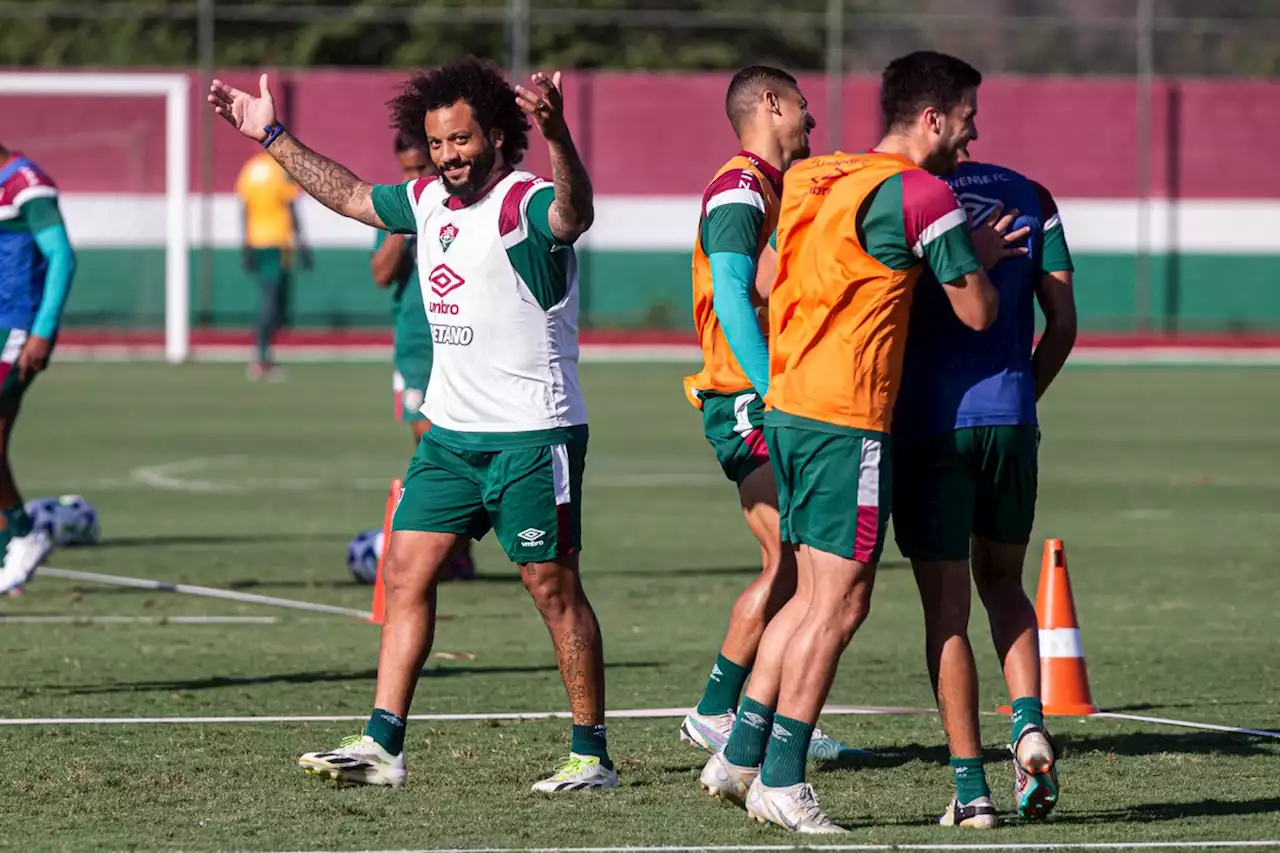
38, 567, 373, 620
0, 615, 277, 624
116, 457, 725, 494
1094, 712, 1280, 740
48, 342, 1280, 366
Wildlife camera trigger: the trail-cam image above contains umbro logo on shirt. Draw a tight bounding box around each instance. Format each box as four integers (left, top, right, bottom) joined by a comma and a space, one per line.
428, 263, 465, 297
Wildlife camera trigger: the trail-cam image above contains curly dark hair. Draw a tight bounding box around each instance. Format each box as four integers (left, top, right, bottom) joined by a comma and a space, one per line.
389, 56, 530, 167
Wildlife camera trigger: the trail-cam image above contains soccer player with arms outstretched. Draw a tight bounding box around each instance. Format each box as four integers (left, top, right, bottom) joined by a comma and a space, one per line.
891, 145, 1076, 827
700, 51, 1027, 832
680, 66, 854, 762
0, 144, 77, 594
210, 57, 614, 792
371, 132, 476, 582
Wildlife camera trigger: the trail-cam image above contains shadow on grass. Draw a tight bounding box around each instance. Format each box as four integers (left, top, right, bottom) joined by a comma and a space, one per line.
1058, 729, 1280, 760
1055, 796, 1280, 824
54, 661, 661, 695
96, 533, 350, 549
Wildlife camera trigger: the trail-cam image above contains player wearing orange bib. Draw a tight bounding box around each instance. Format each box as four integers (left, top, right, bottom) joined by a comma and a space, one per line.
679, 67, 854, 764
700, 52, 1028, 833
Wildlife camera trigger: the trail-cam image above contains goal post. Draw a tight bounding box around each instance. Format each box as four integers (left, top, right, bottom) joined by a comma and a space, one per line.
0, 72, 190, 363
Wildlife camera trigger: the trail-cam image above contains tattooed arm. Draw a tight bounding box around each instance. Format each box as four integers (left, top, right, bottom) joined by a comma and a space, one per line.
267, 132, 383, 229
207, 74, 384, 229
515, 71, 594, 245
543, 134, 594, 245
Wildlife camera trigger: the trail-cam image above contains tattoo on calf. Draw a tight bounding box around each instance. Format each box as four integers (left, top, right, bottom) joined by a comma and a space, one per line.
555, 627, 594, 722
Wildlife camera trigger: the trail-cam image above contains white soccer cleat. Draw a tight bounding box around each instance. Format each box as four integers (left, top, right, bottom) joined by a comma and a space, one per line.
531, 753, 618, 793
745, 777, 848, 834
939, 795, 1000, 829
680, 709, 735, 753
1012, 725, 1059, 820
297, 735, 407, 787
0, 529, 53, 594
699, 749, 759, 807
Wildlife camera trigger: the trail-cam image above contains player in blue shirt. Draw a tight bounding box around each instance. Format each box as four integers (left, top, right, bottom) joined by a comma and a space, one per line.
0, 145, 78, 593
892, 150, 1077, 828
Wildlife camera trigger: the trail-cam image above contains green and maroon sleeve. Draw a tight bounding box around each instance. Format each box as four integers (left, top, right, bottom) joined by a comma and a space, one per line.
700, 169, 768, 256
1033, 181, 1074, 274
858, 171, 980, 281
371, 178, 428, 234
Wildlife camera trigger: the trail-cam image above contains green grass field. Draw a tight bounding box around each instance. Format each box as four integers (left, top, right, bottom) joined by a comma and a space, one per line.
3, 361, 1279, 852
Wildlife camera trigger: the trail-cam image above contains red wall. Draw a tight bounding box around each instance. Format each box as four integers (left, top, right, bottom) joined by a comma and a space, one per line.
3, 70, 1275, 198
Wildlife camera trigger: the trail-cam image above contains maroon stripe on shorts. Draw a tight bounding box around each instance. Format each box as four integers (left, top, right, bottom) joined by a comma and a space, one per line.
742, 428, 770, 464
853, 505, 879, 564
556, 503, 576, 556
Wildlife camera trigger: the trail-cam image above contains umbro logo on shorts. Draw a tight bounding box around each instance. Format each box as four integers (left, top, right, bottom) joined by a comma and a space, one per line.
517, 528, 546, 547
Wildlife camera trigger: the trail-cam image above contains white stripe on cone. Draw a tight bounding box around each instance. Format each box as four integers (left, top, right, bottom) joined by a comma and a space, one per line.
1039, 627, 1085, 659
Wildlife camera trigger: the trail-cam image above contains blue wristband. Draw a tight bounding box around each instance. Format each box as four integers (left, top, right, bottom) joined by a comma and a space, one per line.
261, 122, 286, 149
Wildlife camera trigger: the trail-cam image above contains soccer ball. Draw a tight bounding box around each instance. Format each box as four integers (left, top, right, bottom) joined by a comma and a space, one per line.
25, 494, 100, 547
346, 527, 385, 585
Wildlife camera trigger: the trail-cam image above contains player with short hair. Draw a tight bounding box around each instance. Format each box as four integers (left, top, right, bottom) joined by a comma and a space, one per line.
371, 132, 475, 582
0, 145, 77, 595
891, 145, 1076, 827
700, 51, 1026, 833
680, 65, 853, 762
235, 146, 311, 381
210, 57, 613, 792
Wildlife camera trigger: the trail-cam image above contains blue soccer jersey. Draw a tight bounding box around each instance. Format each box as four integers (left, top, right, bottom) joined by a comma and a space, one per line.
893, 160, 1074, 444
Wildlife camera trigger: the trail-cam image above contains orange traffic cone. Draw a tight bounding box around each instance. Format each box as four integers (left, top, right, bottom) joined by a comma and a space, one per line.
370, 478, 402, 625
1036, 538, 1098, 715
999, 538, 1098, 716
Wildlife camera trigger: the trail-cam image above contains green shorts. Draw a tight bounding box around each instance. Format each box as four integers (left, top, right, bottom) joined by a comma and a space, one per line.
764, 412, 892, 564
700, 392, 770, 486
892, 425, 1039, 561
392, 369, 429, 424
392, 431, 587, 563
0, 329, 35, 405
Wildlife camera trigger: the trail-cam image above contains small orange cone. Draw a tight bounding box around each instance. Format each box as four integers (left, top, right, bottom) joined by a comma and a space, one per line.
999, 538, 1098, 716
1036, 539, 1098, 715
370, 478, 402, 625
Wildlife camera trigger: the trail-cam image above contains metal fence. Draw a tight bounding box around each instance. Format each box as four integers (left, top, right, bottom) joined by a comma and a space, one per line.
4, 1, 1279, 334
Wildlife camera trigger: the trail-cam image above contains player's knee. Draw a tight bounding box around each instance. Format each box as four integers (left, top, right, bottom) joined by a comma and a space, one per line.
382, 543, 447, 599
521, 561, 576, 621
813, 584, 873, 646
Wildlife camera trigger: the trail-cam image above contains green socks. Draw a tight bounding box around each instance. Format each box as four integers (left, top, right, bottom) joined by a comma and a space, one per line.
760, 714, 814, 788
2, 505, 32, 539
696, 654, 749, 716
571, 723, 614, 770
951, 755, 990, 804
1011, 696, 1044, 743
723, 696, 773, 768
365, 708, 406, 755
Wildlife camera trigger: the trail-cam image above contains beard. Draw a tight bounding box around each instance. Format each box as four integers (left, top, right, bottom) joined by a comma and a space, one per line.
440, 142, 498, 198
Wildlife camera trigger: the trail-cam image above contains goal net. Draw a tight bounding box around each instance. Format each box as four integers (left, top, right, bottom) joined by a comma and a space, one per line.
0, 73, 189, 363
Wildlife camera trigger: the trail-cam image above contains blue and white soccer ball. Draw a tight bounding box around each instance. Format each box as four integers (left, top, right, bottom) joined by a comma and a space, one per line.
25, 494, 100, 547
346, 527, 385, 585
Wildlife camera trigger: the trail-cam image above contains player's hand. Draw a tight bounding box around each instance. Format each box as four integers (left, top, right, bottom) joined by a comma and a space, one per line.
208, 74, 277, 142
515, 72, 569, 142
17, 335, 52, 382
970, 201, 1031, 270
